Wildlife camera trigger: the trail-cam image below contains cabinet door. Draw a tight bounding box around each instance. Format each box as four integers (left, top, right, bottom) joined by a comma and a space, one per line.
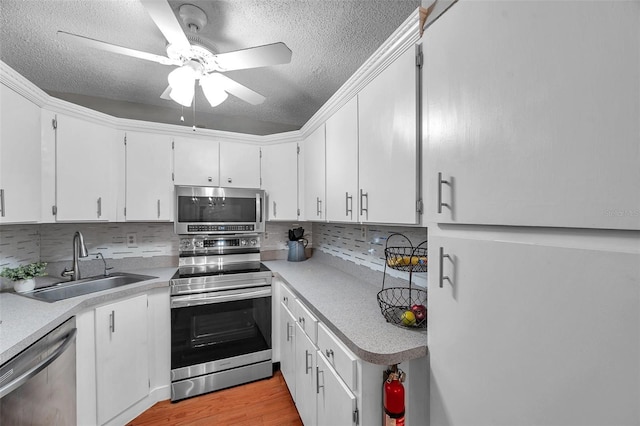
358, 46, 419, 224
95, 294, 149, 425
55, 114, 117, 221
261, 142, 299, 221
220, 142, 260, 188
303, 125, 326, 221
0, 84, 41, 223
326, 97, 359, 223
279, 302, 297, 400
423, 1, 640, 230
316, 352, 357, 426
173, 137, 219, 186
428, 233, 640, 425
125, 131, 173, 221
295, 324, 317, 426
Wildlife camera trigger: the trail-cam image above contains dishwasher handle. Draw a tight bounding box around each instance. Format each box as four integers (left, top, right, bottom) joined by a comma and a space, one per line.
0, 328, 77, 399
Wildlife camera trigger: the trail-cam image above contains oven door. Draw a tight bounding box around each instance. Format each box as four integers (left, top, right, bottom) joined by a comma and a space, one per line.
170, 286, 272, 381
175, 186, 264, 234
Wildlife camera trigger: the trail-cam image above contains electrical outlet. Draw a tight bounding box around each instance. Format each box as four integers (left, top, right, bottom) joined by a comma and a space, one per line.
126, 233, 138, 248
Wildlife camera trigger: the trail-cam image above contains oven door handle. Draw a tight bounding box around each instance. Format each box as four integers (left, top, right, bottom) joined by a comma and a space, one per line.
171, 288, 271, 308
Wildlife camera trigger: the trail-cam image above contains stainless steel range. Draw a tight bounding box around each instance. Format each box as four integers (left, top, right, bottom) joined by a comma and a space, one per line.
170, 233, 272, 401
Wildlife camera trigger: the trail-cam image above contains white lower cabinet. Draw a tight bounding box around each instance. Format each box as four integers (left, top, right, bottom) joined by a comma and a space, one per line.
316, 352, 357, 426
295, 322, 317, 426
428, 232, 639, 425
278, 282, 420, 426
95, 294, 149, 425
280, 301, 297, 399
76, 288, 170, 426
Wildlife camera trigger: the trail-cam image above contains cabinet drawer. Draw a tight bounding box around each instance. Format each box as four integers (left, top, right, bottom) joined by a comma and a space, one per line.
280, 282, 296, 309
294, 299, 318, 344
317, 322, 357, 391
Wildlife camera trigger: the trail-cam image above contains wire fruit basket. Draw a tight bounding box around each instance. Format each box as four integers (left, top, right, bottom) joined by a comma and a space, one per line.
377, 233, 427, 329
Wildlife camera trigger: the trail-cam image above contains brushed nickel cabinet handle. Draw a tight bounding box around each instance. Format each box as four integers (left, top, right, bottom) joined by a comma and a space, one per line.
345, 192, 353, 218
97, 197, 102, 218
273, 201, 277, 218
305, 350, 312, 374
439, 246, 451, 288
110, 310, 115, 333
157, 199, 161, 218
0, 189, 5, 217
437, 172, 451, 214
360, 189, 368, 219
316, 366, 324, 394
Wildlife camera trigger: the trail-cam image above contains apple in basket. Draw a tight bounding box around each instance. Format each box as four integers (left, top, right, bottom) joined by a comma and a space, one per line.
411, 304, 427, 322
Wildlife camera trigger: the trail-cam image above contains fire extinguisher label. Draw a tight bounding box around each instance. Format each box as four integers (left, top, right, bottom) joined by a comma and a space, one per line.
384, 414, 405, 426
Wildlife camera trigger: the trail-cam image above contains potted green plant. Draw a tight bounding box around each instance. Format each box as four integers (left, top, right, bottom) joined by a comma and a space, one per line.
0, 262, 48, 293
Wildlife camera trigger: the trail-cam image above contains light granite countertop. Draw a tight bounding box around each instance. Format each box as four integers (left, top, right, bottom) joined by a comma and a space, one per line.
0, 267, 176, 365
1, 253, 427, 367
264, 251, 427, 366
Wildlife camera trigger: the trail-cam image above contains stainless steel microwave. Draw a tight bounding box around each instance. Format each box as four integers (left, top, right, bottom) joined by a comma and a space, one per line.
174, 186, 265, 235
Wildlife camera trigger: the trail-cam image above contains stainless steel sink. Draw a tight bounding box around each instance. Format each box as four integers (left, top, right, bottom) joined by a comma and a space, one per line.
20, 272, 158, 302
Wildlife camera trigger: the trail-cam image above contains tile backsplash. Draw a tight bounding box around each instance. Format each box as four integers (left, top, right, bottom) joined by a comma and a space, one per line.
312, 222, 428, 286
0, 225, 41, 270
39, 223, 179, 262
1, 221, 426, 288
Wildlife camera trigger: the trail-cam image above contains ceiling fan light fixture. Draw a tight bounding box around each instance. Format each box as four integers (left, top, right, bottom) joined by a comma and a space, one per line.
200, 74, 229, 107
168, 62, 200, 106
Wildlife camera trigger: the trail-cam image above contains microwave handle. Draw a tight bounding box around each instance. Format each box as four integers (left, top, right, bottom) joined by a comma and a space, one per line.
257, 193, 263, 223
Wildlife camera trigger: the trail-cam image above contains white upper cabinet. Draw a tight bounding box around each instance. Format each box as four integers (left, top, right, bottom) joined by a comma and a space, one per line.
423, 0, 640, 230
358, 45, 419, 224
219, 142, 261, 188
124, 131, 173, 221
303, 125, 326, 221
0, 84, 41, 223
173, 137, 219, 186
54, 114, 117, 222
325, 97, 359, 223
261, 142, 299, 221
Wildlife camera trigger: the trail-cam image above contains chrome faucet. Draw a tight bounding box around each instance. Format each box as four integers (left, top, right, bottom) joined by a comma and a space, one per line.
93, 252, 113, 277
61, 231, 89, 281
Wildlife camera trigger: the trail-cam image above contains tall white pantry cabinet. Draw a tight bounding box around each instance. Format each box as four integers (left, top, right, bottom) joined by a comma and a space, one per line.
423, 1, 640, 426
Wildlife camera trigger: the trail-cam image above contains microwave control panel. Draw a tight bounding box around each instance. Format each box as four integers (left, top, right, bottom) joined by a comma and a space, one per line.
187, 224, 255, 233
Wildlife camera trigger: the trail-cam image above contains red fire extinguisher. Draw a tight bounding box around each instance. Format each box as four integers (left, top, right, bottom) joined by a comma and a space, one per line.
384, 366, 405, 426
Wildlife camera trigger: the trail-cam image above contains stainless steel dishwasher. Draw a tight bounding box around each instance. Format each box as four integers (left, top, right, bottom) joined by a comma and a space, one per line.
0, 317, 77, 425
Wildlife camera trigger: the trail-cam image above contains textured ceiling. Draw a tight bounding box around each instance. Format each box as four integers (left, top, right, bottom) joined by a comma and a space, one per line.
0, 0, 420, 135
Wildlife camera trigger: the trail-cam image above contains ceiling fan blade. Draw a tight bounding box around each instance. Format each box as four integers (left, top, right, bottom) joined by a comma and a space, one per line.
208, 73, 265, 105
140, 0, 190, 52
160, 86, 173, 100
57, 31, 181, 66
213, 42, 292, 72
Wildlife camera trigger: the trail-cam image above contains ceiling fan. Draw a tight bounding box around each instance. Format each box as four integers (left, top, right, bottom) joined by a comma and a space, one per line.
57, 0, 292, 108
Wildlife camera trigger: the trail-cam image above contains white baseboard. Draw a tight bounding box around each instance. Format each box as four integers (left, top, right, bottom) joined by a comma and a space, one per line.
104, 385, 171, 426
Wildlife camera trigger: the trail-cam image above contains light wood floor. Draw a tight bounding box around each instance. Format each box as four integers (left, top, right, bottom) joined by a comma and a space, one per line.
127, 371, 302, 426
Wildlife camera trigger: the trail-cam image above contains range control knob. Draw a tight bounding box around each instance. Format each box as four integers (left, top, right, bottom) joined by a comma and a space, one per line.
240, 239, 248, 246
250, 239, 257, 246
194, 241, 204, 248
